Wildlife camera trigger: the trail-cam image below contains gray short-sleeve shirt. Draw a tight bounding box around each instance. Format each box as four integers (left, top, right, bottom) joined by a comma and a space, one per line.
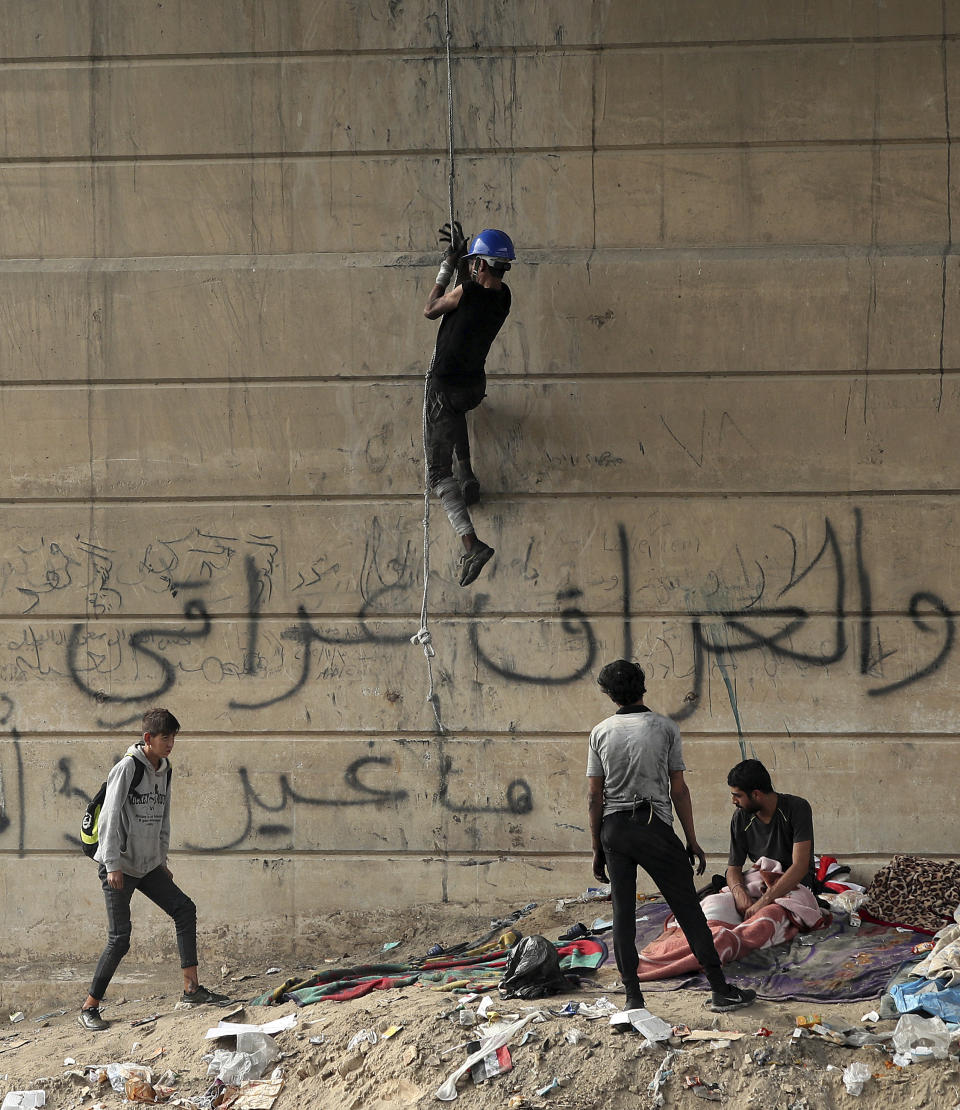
586, 708, 686, 826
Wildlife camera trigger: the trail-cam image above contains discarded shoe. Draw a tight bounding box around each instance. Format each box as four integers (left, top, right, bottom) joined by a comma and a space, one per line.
460, 476, 481, 505
558, 922, 590, 941
458, 541, 494, 586
78, 1006, 108, 1031
181, 984, 230, 1005
708, 985, 757, 1013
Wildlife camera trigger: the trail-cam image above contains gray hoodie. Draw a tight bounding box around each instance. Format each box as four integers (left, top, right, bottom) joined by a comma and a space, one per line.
94, 744, 172, 877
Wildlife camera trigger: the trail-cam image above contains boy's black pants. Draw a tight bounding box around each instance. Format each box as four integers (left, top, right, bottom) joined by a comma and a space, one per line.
90, 864, 197, 1001
601, 808, 727, 992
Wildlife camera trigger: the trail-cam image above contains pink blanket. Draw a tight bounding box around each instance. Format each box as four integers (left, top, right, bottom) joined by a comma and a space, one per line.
636, 857, 826, 981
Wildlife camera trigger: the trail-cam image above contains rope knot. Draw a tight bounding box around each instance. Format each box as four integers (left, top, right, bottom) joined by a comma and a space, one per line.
410, 627, 435, 657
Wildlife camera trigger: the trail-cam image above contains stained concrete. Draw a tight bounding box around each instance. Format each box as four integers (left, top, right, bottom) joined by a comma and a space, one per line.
0, 1, 956, 961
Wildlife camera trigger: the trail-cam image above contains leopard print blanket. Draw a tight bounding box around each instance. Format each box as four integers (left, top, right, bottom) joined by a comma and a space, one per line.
865, 854, 960, 933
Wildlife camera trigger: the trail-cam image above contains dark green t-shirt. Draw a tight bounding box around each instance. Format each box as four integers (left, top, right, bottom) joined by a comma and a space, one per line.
728, 793, 816, 890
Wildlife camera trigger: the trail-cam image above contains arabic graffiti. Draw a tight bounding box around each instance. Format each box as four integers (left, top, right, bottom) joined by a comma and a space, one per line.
0, 695, 25, 856
667, 508, 955, 719
49, 748, 534, 853
0, 508, 951, 729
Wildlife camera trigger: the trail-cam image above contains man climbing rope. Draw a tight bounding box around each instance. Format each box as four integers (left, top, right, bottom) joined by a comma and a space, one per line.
423, 221, 515, 586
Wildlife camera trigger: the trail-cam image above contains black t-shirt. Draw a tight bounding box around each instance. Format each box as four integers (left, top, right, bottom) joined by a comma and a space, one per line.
728, 793, 816, 890
432, 280, 511, 382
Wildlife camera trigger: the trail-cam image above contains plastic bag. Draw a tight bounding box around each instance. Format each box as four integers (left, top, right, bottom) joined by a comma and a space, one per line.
498, 936, 570, 1000
124, 1077, 157, 1104
832, 890, 869, 914
842, 1060, 871, 1095
891, 1013, 951, 1059
105, 1064, 152, 1094
206, 1033, 279, 1085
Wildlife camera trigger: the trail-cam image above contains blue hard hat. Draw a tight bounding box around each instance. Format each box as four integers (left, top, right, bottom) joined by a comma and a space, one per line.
465, 229, 516, 264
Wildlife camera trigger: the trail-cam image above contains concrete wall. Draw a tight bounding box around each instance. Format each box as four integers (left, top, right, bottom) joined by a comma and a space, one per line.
0, 1, 957, 961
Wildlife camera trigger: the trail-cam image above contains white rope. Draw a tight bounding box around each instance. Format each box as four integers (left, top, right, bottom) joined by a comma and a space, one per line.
413, 0, 457, 734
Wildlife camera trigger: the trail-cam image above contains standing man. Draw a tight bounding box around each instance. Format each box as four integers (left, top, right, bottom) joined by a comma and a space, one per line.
726, 758, 817, 919
587, 660, 756, 1013
423, 222, 515, 586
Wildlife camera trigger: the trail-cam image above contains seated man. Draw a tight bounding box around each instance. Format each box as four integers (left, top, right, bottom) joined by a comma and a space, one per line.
725, 759, 816, 920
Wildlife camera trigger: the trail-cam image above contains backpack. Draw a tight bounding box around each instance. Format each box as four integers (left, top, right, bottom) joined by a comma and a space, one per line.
498, 935, 574, 1000
80, 755, 172, 859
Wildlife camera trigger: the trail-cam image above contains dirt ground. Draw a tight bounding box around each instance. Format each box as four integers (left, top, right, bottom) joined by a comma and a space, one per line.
3, 897, 960, 1110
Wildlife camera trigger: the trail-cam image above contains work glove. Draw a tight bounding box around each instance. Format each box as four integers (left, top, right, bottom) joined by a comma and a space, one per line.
438, 220, 468, 264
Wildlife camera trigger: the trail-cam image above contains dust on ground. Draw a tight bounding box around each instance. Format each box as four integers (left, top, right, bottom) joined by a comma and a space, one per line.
2, 898, 959, 1110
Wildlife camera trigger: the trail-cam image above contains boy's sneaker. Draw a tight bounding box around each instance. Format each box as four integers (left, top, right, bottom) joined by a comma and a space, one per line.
709, 985, 757, 1013
458, 541, 494, 587
181, 984, 230, 1006
460, 475, 481, 506
78, 1006, 108, 1031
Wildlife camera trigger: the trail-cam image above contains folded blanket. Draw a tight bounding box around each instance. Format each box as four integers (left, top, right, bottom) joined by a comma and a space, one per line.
865, 855, 960, 934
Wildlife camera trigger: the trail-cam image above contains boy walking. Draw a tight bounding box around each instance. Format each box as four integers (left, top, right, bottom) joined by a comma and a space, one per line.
79, 707, 226, 1031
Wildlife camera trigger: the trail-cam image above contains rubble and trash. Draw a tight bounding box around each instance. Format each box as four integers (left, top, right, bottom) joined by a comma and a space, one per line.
535, 1077, 561, 1097
32, 1011, 67, 1023
205, 1015, 296, 1040
498, 935, 575, 1000
346, 1029, 378, 1052
576, 997, 618, 1019
890, 1013, 952, 1060
7, 1014, 24, 1025
230, 1077, 284, 1110
648, 1049, 679, 1108
683, 1074, 722, 1101
205, 1032, 280, 1085
465, 1040, 511, 1084
609, 1008, 672, 1041
1, 1093, 45, 1110
842, 1060, 872, 1096
124, 1076, 159, 1103
435, 1013, 536, 1100
105, 1063, 153, 1094
680, 1029, 747, 1043
555, 886, 610, 914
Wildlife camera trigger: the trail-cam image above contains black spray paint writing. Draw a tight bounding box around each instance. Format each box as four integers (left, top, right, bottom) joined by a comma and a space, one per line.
668, 508, 954, 720
50, 749, 533, 853
53, 508, 955, 725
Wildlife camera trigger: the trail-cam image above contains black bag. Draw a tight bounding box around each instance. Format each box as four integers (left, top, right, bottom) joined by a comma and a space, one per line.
498, 935, 572, 1000
80, 756, 171, 859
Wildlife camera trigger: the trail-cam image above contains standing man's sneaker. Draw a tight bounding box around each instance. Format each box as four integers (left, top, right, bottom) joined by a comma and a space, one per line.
181, 984, 230, 1005
460, 475, 481, 506
78, 1006, 108, 1031
459, 541, 494, 586
709, 985, 757, 1012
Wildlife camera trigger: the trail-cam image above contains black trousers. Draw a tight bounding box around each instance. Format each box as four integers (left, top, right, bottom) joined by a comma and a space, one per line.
90, 864, 197, 1001
601, 808, 726, 991
424, 376, 485, 488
